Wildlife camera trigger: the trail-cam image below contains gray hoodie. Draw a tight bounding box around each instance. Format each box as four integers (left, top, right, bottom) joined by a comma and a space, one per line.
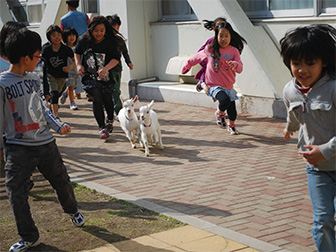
283, 74, 335, 171
0, 71, 65, 150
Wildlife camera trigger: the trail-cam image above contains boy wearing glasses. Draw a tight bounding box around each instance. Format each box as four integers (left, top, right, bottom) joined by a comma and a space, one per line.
0, 29, 84, 252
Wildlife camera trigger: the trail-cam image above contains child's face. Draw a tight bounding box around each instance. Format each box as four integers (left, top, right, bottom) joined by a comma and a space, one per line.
27, 51, 41, 72
218, 28, 231, 49
290, 58, 326, 87
50, 31, 62, 45
92, 23, 106, 43
67, 33, 77, 46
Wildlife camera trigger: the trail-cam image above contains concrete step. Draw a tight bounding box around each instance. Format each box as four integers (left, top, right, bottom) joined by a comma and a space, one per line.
120, 81, 286, 118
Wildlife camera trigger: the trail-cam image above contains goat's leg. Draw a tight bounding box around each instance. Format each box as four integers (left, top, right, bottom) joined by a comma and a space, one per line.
125, 130, 136, 148
141, 133, 149, 156
157, 129, 164, 149
136, 128, 144, 148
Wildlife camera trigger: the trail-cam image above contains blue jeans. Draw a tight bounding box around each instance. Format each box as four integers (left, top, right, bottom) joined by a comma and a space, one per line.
307, 168, 336, 252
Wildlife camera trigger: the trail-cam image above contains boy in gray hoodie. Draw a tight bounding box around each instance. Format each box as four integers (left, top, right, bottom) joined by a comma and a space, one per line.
280, 24, 335, 252
0, 29, 85, 252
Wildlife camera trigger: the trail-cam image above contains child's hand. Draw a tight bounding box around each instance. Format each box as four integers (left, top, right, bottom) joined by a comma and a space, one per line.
97, 68, 108, 79
60, 124, 71, 135
299, 145, 325, 165
283, 129, 293, 140
77, 65, 84, 76
128, 63, 134, 70
182, 65, 190, 74
62, 66, 71, 73
226, 60, 236, 70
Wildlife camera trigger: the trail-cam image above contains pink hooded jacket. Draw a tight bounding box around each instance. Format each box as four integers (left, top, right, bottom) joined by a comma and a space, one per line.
182, 45, 243, 90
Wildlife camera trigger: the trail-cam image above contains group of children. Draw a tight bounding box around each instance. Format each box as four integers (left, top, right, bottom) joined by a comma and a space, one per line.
0, 12, 133, 252
0, 10, 335, 252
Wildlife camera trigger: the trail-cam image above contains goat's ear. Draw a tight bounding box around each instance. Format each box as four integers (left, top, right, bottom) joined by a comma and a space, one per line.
133, 95, 138, 103
136, 99, 142, 108
148, 100, 154, 109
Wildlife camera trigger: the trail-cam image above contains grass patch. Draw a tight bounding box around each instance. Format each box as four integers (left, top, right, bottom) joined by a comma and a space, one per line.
0, 173, 185, 252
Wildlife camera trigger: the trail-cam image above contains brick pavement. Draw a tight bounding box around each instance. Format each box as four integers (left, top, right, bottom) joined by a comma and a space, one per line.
56, 98, 316, 252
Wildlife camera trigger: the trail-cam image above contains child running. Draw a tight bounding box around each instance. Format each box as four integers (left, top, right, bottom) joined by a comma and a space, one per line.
195, 17, 227, 92
0, 29, 84, 252
182, 22, 246, 135
42, 25, 75, 120
280, 24, 336, 252
106, 14, 134, 119
75, 15, 121, 139
60, 27, 79, 110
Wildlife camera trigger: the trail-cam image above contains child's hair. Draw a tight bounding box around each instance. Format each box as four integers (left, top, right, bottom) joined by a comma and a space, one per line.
106, 14, 121, 27
5, 29, 41, 64
211, 22, 247, 59
85, 15, 116, 43
202, 17, 227, 31
62, 27, 79, 46
66, 0, 79, 8
280, 24, 336, 79
46, 24, 62, 42
0, 21, 26, 58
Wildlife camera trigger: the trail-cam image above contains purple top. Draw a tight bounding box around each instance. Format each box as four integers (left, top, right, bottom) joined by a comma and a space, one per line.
195, 36, 214, 80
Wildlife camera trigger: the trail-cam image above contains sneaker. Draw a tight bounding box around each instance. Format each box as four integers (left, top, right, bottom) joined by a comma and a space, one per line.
9, 238, 40, 252
201, 82, 209, 95
60, 91, 67, 105
228, 125, 239, 135
215, 111, 227, 129
70, 104, 78, 110
87, 94, 92, 102
196, 82, 203, 92
106, 120, 113, 133
70, 211, 85, 227
99, 127, 109, 139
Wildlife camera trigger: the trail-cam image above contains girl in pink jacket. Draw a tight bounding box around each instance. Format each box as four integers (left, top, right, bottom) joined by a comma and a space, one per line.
182, 22, 246, 135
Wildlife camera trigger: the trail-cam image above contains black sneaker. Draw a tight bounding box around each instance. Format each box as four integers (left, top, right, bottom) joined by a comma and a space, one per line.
196, 82, 203, 92
106, 120, 113, 133
215, 112, 227, 129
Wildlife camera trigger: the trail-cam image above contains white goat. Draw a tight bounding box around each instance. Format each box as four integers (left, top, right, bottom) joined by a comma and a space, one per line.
118, 95, 141, 148
139, 100, 163, 157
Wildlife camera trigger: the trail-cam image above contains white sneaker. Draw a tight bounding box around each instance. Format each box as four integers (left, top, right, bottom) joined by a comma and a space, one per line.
9, 238, 40, 252
201, 82, 209, 95
60, 91, 67, 105
70, 104, 78, 110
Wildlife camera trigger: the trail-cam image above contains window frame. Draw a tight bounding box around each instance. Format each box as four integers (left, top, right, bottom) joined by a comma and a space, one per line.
238, 0, 336, 19
79, 0, 99, 14
8, 0, 47, 26
159, 0, 197, 22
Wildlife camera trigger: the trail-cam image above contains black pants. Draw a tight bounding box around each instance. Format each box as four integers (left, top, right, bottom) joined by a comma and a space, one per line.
215, 90, 237, 121
90, 86, 114, 128
5, 141, 78, 242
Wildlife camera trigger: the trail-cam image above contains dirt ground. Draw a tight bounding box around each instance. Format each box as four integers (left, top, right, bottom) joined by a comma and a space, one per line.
0, 171, 184, 252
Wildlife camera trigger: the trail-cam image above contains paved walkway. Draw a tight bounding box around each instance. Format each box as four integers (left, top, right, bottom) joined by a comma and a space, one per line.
56, 97, 316, 252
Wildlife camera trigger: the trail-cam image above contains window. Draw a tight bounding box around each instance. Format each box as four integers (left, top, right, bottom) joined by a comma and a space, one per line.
7, 0, 46, 25
160, 0, 197, 21
237, 0, 336, 18
80, 0, 99, 14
